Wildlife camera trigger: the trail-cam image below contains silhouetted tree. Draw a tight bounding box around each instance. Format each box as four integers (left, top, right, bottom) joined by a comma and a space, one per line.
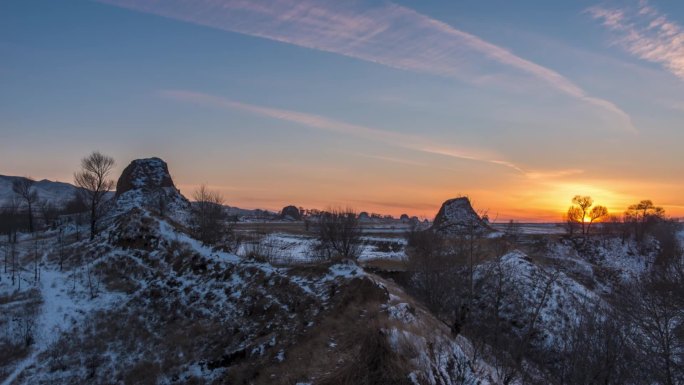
64, 192, 88, 241
566, 195, 608, 235
625, 200, 665, 242
315, 208, 362, 260
190, 184, 226, 245
74, 152, 115, 240
0, 197, 20, 243
406, 230, 455, 313
556, 301, 635, 385
39, 200, 59, 229
12, 177, 39, 233
616, 271, 684, 385
586, 205, 608, 234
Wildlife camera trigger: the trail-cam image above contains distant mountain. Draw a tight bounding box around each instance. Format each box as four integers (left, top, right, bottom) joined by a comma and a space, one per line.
223, 205, 276, 220
0, 172, 271, 219
0, 175, 79, 207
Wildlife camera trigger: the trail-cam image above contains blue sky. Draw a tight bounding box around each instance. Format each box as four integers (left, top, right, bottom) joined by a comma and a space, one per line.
2, 0, 683, 220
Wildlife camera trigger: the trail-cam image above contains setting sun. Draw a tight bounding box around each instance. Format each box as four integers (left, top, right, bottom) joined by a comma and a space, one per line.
2, 1, 684, 383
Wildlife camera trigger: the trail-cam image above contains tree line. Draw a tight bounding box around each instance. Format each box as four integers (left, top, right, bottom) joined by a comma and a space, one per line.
400, 196, 683, 384
565, 195, 674, 241
1, 152, 116, 243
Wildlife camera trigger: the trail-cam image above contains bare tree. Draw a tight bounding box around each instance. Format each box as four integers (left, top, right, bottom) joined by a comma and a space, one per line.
57, 223, 66, 271
32, 236, 40, 284
616, 272, 684, 385
10, 241, 17, 286
586, 205, 608, 234
1, 239, 6, 278
39, 200, 59, 229
314, 208, 362, 260
65, 192, 88, 242
514, 270, 559, 368
556, 301, 634, 385
74, 152, 115, 240
603, 215, 629, 241
0, 197, 20, 243
86, 255, 100, 299
625, 200, 666, 242
406, 230, 455, 313
12, 177, 39, 233
190, 184, 227, 245
566, 195, 608, 235
19, 317, 35, 348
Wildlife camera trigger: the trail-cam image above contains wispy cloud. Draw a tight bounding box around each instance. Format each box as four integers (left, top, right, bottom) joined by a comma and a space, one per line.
588, 0, 684, 81
352, 153, 429, 168
524, 169, 584, 180
350, 199, 438, 212
160, 89, 584, 180
98, 0, 633, 132
159, 89, 505, 167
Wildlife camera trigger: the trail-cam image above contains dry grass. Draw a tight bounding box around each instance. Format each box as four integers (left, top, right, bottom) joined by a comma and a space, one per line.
221, 274, 406, 385
318, 325, 412, 385
0, 288, 41, 381
362, 258, 408, 272
234, 222, 411, 239
0, 341, 30, 379
234, 222, 309, 236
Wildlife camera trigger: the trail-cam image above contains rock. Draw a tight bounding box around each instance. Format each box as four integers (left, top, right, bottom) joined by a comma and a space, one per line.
431, 197, 492, 235
114, 157, 190, 217
279, 205, 302, 221
115, 157, 175, 196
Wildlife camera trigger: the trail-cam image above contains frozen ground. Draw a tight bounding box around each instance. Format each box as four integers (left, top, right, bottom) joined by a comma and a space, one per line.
490, 223, 566, 235
237, 233, 406, 263
0, 241, 124, 385
1, 207, 500, 384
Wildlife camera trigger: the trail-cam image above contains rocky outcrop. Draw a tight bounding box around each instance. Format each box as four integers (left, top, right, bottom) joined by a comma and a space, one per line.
279, 205, 302, 221
431, 197, 492, 235
114, 157, 190, 218
115, 157, 175, 196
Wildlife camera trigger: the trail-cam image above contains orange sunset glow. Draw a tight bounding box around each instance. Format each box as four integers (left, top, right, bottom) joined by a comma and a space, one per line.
3, 2, 684, 384
2, 0, 684, 222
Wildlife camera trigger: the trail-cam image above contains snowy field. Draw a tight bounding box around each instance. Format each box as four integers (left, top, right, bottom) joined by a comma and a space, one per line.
490, 222, 566, 235
237, 233, 407, 264
0, 233, 125, 385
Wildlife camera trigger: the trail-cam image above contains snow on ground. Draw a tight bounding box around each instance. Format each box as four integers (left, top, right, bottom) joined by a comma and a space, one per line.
157, 218, 240, 264
547, 238, 651, 284
325, 262, 365, 279
0, 176, 80, 208
238, 233, 316, 263
480, 250, 599, 351
1, 251, 124, 385
237, 233, 407, 263
490, 223, 566, 235
377, 277, 494, 385
361, 225, 411, 234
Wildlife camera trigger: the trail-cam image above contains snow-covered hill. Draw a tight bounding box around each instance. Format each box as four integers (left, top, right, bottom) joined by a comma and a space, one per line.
0, 158, 504, 384
3, 158, 681, 384
0, 176, 78, 207
0, 205, 500, 384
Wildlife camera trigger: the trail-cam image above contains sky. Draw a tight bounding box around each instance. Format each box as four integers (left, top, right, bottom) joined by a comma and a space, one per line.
1, 0, 683, 221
